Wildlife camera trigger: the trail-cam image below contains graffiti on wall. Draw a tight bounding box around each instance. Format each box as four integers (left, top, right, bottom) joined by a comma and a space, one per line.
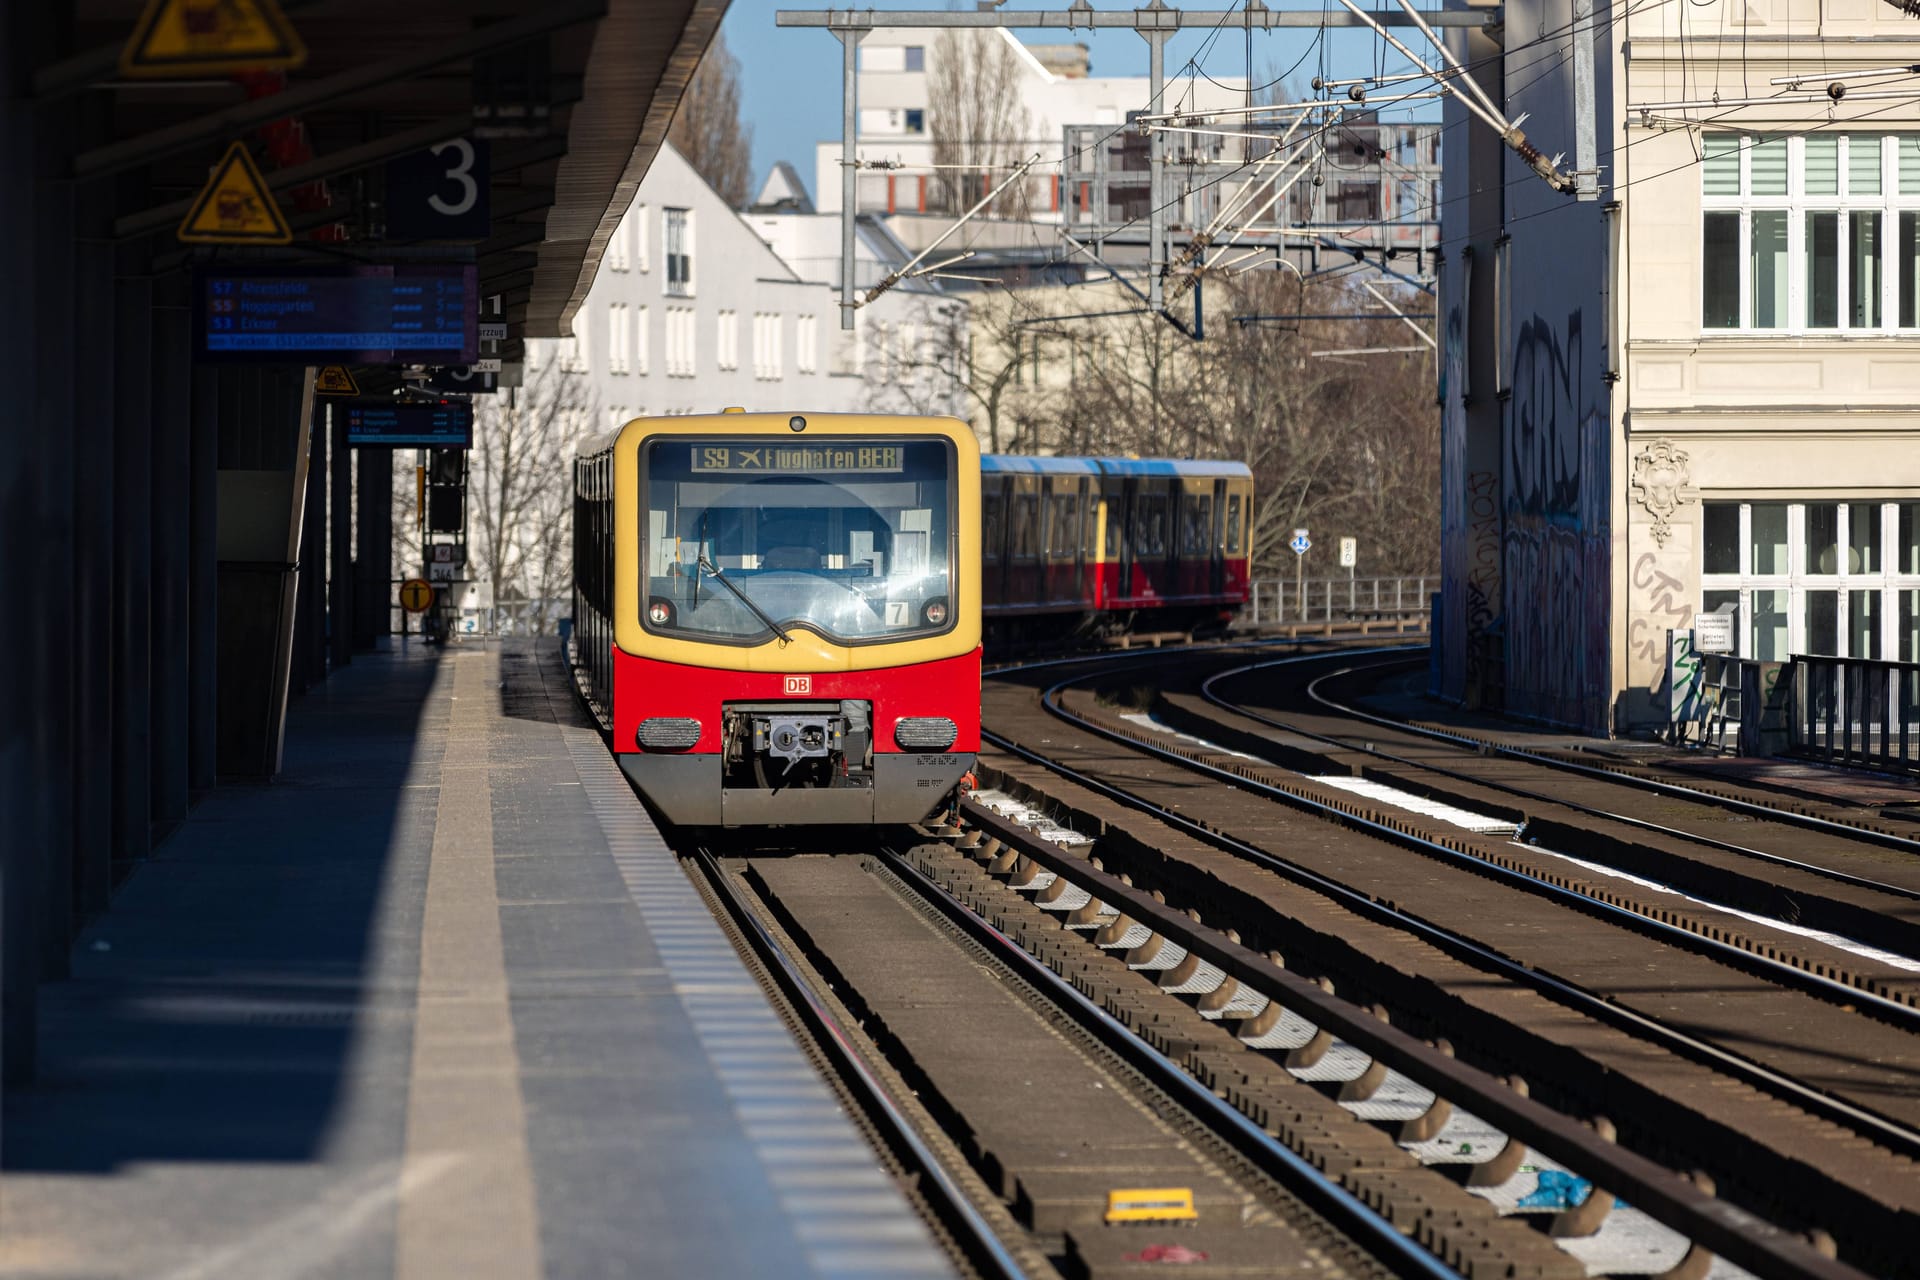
1503, 310, 1612, 732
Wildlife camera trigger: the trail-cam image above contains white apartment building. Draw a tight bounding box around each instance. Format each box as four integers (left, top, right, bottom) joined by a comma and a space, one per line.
1436, 0, 1920, 733
532, 143, 957, 429
816, 28, 1249, 224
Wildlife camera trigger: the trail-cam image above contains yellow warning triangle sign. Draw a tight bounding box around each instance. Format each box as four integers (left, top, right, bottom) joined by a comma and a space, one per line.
120, 0, 306, 78
178, 142, 292, 245
315, 366, 360, 395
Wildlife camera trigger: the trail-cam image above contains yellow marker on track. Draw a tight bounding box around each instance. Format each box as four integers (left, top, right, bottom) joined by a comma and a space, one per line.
1104, 1187, 1198, 1224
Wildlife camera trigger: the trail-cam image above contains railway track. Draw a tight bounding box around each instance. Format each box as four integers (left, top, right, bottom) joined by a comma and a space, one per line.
972, 643, 1920, 1278
691, 842, 1437, 1280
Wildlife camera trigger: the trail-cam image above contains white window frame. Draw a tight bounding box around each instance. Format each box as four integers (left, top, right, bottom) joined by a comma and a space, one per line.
561, 307, 591, 373
1701, 499, 1920, 658
636, 203, 650, 273
797, 314, 818, 374
1700, 133, 1920, 336
636, 305, 650, 376
717, 310, 738, 371
607, 216, 630, 272
664, 207, 693, 297
608, 303, 630, 374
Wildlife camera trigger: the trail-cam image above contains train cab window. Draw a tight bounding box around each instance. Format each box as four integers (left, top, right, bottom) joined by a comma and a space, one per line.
1225, 493, 1245, 556
1179, 494, 1212, 556
1048, 492, 1080, 559
642, 436, 955, 644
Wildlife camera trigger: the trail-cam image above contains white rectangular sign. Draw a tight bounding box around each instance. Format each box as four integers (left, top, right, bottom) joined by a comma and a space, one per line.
472, 357, 503, 372
1338, 537, 1357, 568
1694, 611, 1735, 654
477, 322, 508, 341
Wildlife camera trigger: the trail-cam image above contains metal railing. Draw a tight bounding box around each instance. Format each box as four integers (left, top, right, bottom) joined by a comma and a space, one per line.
1791, 653, 1920, 776
1245, 576, 1431, 627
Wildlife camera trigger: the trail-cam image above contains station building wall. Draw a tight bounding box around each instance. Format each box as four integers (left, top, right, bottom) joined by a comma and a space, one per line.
1442, 0, 1920, 735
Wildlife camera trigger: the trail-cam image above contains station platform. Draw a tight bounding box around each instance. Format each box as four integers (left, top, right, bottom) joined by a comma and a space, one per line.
0, 639, 952, 1280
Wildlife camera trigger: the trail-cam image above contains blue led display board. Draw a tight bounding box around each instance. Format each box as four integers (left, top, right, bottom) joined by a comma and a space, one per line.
343, 400, 474, 448
194, 265, 477, 364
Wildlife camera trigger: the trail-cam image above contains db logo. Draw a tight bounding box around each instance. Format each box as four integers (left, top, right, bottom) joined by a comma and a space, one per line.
783, 675, 812, 695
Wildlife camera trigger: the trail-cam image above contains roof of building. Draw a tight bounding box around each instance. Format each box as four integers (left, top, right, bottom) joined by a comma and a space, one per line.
751, 161, 816, 214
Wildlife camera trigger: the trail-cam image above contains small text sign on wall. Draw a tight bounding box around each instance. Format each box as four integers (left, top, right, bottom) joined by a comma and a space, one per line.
1694, 611, 1735, 654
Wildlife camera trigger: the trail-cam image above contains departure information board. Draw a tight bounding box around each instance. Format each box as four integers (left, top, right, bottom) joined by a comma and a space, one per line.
194, 265, 477, 364
344, 400, 473, 448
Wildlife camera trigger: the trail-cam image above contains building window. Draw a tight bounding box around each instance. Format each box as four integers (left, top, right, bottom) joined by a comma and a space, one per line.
753, 312, 784, 380
608, 303, 630, 374
904, 45, 925, 72
636, 204, 650, 273
636, 305, 650, 376
666, 307, 695, 377
1699, 133, 1920, 333
1700, 500, 1920, 659
561, 308, 590, 372
905, 109, 925, 134
607, 215, 630, 272
717, 309, 739, 370
665, 207, 692, 296
797, 315, 819, 374
608, 405, 628, 430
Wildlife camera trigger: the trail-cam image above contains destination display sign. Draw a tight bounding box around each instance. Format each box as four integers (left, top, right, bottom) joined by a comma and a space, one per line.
689, 444, 906, 474
344, 400, 474, 448
194, 265, 477, 364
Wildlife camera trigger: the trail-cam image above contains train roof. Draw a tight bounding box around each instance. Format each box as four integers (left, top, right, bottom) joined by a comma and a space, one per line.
980, 454, 1103, 476
982, 454, 1252, 480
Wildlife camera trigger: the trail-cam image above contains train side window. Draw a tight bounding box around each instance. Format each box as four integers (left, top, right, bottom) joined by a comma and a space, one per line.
1180, 493, 1211, 555
1048, 492, 1079, 558
983, 493, 1005, 562
1135, 493, 1169, 557
1103, 489, 1122, 558
1226, 493, 1244, 556
1011, 493, 1040, 559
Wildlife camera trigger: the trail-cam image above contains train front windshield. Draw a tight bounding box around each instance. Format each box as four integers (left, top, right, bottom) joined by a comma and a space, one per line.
642, 438, 955, 644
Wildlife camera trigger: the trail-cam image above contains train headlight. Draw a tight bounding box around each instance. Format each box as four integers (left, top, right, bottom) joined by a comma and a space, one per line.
921, 598, 949, 627
648, 599, 673, 626
895, 717, 958, 751
638, 717, 701, 750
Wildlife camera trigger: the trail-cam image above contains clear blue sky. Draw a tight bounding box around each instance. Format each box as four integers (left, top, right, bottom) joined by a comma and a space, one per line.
720, 0, 1415, 205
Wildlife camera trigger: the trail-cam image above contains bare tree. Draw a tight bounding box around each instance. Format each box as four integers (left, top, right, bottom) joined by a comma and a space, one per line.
389, 354, 598, 635
996, 270, 1439, 577
927, 30, 1035, 215
470, 354, 598, 634
669, 30, 754, 208
864, 295, 1042, 452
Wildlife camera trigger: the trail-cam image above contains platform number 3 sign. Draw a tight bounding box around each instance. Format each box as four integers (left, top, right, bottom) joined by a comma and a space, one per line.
386, 138, 491, 240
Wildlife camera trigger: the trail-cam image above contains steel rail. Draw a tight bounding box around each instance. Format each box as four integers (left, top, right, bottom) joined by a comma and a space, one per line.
947, 801, 1870, 1280
875, 847, 1459, 1280
1211, 656, 1920, 905
1312, 655, 1920, 856
688, 848, 1030, 1280
1035, 668, 1920, 1034
975, 651, 1920, 1162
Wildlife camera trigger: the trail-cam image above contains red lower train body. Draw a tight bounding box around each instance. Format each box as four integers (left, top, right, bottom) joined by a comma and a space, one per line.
611, 647, 982, 827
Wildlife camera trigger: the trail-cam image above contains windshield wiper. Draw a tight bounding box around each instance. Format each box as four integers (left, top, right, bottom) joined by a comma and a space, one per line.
697, 556, 792, 644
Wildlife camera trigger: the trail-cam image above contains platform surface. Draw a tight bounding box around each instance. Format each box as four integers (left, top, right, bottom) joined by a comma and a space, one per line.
0, 638, 952, 1280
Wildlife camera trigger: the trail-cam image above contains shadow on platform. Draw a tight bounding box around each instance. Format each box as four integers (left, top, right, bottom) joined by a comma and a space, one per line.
1, 644, 445, 1173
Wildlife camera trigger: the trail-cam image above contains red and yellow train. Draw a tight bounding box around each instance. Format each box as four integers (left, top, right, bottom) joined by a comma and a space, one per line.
572, 412, 1254, 828
982, 455, 1253, 638
573, 412, 981, 827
